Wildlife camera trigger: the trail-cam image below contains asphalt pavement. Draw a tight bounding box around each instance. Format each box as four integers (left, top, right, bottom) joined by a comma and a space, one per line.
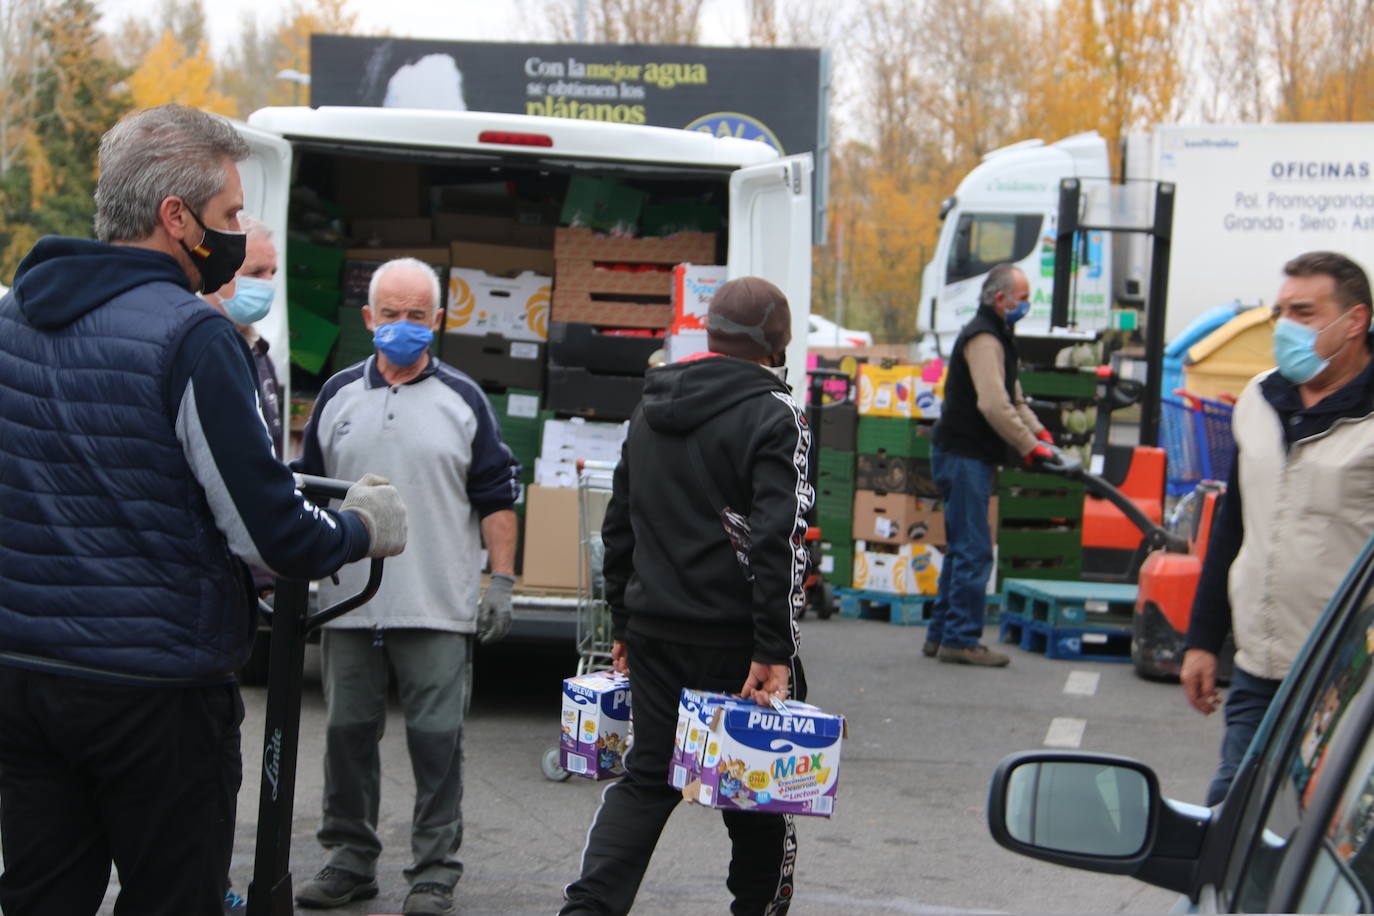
85, 606, 1225, 916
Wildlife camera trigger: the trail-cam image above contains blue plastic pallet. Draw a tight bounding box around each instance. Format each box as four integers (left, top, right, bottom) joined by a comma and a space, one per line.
836, 589, 1001, 627
999, 611, 1132, 663
1001, 578, 1137, 630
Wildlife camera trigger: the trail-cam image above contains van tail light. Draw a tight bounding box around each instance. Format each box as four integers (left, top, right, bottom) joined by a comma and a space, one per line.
478, 130, 553, 147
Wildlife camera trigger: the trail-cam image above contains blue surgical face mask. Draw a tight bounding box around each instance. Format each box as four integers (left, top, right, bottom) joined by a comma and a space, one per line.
220, 276, 275, 325
373, 320, 433, 367
1273, 313, 1349, 384
1006, 300, 1031, 325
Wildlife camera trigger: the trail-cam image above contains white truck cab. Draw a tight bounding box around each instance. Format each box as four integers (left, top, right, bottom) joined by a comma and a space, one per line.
918, 133, 1114, 353
232, 106, 814, 404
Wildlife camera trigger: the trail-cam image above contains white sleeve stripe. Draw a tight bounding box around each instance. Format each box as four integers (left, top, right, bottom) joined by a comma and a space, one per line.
174, 380, 274, 573
770, 390, 814, 657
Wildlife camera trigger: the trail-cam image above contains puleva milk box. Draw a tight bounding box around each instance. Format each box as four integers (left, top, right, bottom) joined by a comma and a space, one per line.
560, 671, 632, 780
671, 689, 732, 789
675, 690, 847, 818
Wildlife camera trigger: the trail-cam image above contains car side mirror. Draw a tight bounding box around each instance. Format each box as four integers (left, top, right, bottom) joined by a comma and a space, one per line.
1000, 756, 1153, 857
988, 751, 1210, 896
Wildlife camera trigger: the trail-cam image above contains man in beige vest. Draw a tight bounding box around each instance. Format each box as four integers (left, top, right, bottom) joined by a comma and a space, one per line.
1182, 251, 1374, 806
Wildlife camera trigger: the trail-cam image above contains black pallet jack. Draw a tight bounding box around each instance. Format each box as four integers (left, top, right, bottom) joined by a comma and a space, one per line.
246, 475, 387, 916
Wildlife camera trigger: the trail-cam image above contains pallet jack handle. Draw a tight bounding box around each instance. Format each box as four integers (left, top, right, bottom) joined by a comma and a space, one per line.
246, 475, 387, 916
1064, 465, 1189, 581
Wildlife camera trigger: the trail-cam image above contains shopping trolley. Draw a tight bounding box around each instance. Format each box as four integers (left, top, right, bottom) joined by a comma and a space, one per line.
541, 458, 620, 781
1160, 390, 1235, 497
574, 459, 619, 674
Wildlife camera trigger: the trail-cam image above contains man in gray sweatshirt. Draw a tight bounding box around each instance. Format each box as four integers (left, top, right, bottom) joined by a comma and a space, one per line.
293, 258, 520, 916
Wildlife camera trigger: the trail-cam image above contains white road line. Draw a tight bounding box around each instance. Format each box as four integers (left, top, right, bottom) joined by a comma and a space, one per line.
1063, 670, 1100, 696
1044, 716, 1087, 748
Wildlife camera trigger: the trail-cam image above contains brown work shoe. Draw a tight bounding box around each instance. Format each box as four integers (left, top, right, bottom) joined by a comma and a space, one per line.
937, 644, 1010, 667
922, 640, 940, 658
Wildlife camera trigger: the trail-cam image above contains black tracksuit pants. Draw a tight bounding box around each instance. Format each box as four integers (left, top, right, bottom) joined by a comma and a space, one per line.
560, 633, 797, 916
0, 666, 243, 916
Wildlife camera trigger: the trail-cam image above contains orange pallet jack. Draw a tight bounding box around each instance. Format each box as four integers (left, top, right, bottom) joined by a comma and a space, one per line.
1050, 460, 1227, 681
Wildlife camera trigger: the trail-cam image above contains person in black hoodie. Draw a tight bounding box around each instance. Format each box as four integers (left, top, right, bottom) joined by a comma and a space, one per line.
559, 277, 812, 916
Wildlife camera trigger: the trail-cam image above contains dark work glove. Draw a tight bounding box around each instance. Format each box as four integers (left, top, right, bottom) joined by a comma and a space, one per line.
478, 573, 515, 645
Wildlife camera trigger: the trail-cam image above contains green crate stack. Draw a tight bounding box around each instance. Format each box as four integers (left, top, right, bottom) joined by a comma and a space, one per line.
286, 240, 346, 375
996, 468, 1085, 583
816, 447, 855, 586
856, 417, 933, 459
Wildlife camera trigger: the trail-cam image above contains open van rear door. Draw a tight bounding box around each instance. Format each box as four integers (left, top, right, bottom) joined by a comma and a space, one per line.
231, 122, 293, 407
728, 155, 813, 389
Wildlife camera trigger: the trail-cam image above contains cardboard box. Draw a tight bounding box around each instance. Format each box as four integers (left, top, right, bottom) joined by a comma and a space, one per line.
851, 543, 943, 595
521, 485, 582, 590
352, 217, 432, 247
671, 263, 729, 333
560, 670, 633, 780
540, 418, 629, 469
684, 693, 845, 818
551, 291, 673, 330
851, 492, 997, 546
851, 490, 933, 544
447, 268, 551, 341
553, 228, 716, 265
855, 454, 938, 498
335, 158, 422, 218
556, 260, 674, 297
548, 322, 662, 376
450, 240, 555, 277
344, 247, 451, 268
666, 329, 709, 363
435, 211, 555, 247
440, 333, 546, 390
546, 365, 646, 421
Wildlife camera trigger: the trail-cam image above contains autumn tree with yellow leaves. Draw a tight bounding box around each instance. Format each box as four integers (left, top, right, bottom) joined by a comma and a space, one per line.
126, 30, 235, 115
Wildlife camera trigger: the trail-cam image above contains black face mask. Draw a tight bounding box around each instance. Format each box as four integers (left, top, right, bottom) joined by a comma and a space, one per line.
178, 204, 246, 293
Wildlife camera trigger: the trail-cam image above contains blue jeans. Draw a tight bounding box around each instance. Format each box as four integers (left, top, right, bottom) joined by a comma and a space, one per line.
928, 445, 996, 649
1206, 666, 1282, 806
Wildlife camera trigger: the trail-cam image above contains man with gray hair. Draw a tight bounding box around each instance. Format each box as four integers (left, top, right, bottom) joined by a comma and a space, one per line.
294, 257, 520, 916
928, 263, 1054, 667
0, 104, 406, 916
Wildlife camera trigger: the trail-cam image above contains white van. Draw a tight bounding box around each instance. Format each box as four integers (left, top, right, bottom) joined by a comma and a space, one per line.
232, 106, 814, 406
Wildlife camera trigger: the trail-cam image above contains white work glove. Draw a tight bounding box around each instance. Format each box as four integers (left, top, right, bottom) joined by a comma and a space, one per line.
478, 573, 515, 645
1043, 445, 1084, 476
340, 473, 408, 558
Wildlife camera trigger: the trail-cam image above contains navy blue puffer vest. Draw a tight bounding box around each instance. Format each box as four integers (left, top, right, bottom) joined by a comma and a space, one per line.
0, 238, 253, 682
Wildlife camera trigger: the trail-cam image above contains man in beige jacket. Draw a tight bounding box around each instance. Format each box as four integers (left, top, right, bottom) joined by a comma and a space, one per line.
1182, 250, 1374, 806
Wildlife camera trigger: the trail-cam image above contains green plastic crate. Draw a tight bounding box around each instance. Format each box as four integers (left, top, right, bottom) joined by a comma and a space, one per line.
818, 448, 855, 483
287, 240, 346, 283
1018, 370, 1096, 400
856, 417, 933, 459
997, 528, 1082, 558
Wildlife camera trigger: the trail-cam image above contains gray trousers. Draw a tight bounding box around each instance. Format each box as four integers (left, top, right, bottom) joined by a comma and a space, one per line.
318, 628, 471, 887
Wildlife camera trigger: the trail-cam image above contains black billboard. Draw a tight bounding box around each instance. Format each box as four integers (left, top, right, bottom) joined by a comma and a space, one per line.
310, 35, 824, 159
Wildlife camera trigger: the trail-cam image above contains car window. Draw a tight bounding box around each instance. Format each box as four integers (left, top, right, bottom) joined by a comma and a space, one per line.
944, 213, 1042, 285
1234, 600, 1374, 911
